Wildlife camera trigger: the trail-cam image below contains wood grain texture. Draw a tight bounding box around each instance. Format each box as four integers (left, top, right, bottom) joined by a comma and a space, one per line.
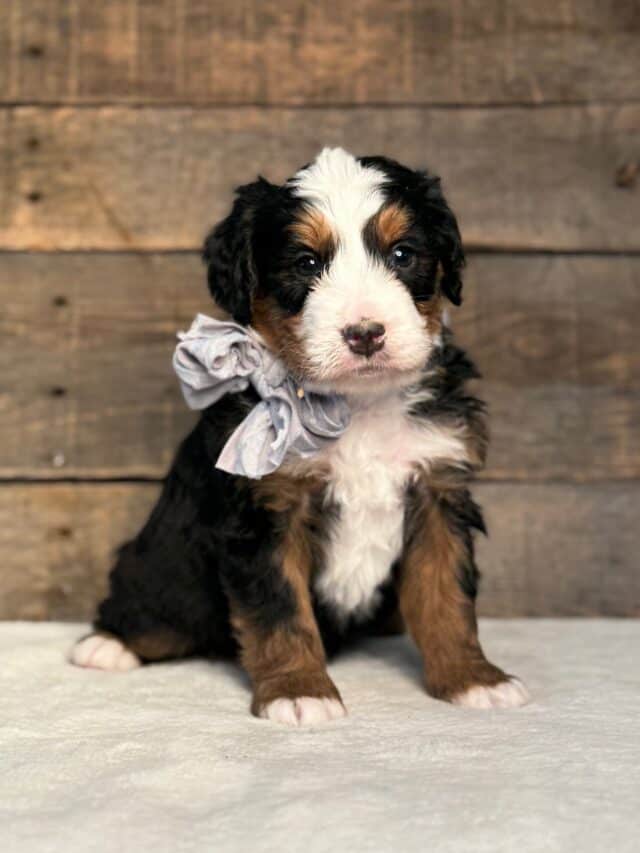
475, 483, 640, 618
1, 252, 638, 480
0, 253, 206, 478
1, 0, 638, 105
0, 482, 154, 620
1, 104, 639, 251
457, 254, 640, 482
1, 482, 637, 620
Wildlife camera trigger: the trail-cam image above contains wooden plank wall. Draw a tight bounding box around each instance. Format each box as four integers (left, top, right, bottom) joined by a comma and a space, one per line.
0, 1, 639, 619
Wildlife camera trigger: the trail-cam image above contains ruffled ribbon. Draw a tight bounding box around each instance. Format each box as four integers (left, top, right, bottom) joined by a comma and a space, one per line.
173, 314, 350, 479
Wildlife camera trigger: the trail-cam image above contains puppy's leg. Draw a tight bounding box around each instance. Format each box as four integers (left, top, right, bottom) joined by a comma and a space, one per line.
69, 536, 220, 671
227, 528, 346, 727
69, 623, 198, 671
398, 488, 529, 709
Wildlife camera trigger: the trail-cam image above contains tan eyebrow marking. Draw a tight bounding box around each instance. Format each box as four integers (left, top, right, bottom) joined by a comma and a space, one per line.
290, 206, 337, 256
371, 202, 412, 252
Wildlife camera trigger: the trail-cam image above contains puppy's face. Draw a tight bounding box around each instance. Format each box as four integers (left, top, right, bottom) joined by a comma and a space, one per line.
204, 148, 464, 394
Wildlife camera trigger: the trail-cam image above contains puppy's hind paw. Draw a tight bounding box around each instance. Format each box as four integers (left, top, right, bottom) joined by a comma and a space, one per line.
69, 634, 141, 672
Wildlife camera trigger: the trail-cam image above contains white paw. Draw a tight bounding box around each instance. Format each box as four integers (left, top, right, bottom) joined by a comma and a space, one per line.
69, 634, 141, 672
452, 677, 530, 709
259, 696, 347, 727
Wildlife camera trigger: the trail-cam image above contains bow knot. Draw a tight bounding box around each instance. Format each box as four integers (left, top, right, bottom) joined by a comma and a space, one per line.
173, 314, 350, 479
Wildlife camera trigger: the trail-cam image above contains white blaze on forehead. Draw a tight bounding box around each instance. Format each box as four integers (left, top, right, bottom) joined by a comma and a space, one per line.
290, 147, 387, 235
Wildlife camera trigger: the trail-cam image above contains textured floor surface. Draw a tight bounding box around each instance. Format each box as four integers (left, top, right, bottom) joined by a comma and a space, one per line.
1, 620, 639, 853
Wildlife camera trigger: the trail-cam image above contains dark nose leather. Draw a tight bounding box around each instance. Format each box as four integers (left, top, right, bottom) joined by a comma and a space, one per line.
342, 321, 386, 357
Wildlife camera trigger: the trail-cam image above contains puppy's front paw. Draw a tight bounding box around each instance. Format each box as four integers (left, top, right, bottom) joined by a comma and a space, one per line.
452, 677, 530, 709
259, 696, 347, 727
252, 668, 346, 726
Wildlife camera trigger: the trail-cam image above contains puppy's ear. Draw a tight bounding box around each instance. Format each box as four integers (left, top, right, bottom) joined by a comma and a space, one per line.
418, 173, 465, 306
203, 178, 279, 325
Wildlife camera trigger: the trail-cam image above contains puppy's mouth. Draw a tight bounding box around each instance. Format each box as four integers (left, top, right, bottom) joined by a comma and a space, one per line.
349, 357, 393, 377
322, 348, 393, 380
305, 350, 423, 396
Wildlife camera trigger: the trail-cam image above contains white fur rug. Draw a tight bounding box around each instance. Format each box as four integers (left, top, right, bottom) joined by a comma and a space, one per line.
1, 620, 638, 853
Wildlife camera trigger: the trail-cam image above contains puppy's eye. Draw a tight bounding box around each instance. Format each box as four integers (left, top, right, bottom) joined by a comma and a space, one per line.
295, 253, 321, 275
389, 244, 416, 268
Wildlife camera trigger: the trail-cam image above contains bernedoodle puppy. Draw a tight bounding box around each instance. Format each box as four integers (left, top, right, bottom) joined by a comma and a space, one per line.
70, 147, 529, 725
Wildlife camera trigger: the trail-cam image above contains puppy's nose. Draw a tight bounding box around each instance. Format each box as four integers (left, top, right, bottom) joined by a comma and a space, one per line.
342, 321, 386, 357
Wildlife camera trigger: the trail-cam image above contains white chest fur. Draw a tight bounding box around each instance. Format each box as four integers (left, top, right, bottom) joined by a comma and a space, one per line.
313, 391, 468, 622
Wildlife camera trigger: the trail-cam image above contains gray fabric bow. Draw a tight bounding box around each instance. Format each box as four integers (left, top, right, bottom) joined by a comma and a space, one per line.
173, 314, 350, 479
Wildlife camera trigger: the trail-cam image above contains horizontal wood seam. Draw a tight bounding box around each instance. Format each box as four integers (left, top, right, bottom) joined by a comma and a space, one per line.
2, 98, 640, 110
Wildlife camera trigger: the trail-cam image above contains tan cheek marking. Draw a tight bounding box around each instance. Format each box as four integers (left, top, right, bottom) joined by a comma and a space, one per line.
251, 295, 310, 375
416, 293, 444, 336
